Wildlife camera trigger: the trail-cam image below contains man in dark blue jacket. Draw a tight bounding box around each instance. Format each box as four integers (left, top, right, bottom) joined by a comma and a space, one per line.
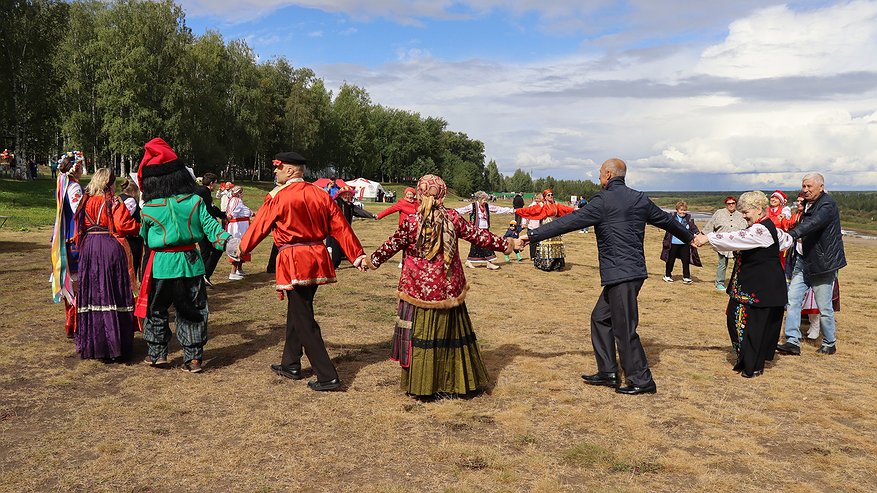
777, 173, 846, 356
523, 158, 693, 395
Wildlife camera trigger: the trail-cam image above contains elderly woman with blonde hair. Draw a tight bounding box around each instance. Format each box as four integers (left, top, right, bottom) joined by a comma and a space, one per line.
369, 176, 516, 399
693, 191, 793, 378
455, 190, 515, 269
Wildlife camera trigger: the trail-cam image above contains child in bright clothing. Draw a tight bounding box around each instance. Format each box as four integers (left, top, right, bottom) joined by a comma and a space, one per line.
225, 185, 253, 280
503, 221, 524, 263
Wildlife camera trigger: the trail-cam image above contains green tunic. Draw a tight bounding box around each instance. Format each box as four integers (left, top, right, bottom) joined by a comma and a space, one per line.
140, 194, 230, 279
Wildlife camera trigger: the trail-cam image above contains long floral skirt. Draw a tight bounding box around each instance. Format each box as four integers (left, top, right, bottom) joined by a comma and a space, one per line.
75, 233, 135, 359
392, 300, 489, 397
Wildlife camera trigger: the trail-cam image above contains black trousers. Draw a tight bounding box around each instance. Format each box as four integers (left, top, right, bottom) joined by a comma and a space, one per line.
282, 285, 338, 381
529, 240, 537, 260
665, 243, 691, 278
514, 213, 522, 230
199, 237, 223, 280
266, 244, 279, 273
590, 279, 653, 386
142, 276, 208, 364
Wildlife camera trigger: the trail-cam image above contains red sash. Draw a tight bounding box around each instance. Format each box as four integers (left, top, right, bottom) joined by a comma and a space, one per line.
228, 217, 250, 223
134, 244, 197, 319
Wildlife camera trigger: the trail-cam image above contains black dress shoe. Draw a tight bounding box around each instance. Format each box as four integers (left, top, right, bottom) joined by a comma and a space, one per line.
776, 342, 801, 355
816, 344, 836, 355
308, 377, 342, 391
741, 370, 763, 378
271, 364, 303, 380
581, 372, 620, 387
615, 381, 657, 395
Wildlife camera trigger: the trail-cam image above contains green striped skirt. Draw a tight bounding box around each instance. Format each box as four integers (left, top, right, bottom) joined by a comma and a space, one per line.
395, 300, 489, 397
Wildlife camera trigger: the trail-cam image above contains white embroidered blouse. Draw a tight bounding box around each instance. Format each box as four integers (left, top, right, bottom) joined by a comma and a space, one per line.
706, 222, 794, 253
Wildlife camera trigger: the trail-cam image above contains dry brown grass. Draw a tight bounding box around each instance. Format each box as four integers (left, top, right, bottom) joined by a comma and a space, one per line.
2, 205, 876, 493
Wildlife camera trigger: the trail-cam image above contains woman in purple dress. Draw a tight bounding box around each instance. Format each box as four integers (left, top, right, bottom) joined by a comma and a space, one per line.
75, 168, 140, 361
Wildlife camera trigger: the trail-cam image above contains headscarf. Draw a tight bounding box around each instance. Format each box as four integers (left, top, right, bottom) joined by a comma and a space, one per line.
231, 185, 243, 197
414, 174, 457, 274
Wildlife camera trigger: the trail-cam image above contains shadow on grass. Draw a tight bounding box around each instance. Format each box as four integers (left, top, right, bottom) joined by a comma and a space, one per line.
482, 343, 587, 393
0, 239, 46, 254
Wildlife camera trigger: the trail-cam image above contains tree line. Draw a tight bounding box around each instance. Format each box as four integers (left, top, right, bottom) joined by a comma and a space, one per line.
1, 0, 602, 198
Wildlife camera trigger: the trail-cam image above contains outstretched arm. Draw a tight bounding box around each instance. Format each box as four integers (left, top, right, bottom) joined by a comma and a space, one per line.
376, 202, 402, 220
370, 219, 415, 268
527, 199, 603, 243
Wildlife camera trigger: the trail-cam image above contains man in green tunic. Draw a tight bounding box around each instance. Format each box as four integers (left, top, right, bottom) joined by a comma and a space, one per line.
134, 138, 240, 373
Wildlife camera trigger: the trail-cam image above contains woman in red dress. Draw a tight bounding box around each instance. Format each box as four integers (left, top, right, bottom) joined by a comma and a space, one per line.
515, 189, 575, 271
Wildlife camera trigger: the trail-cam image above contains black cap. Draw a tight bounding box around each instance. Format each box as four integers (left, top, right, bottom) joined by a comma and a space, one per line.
274, 151, 307, 165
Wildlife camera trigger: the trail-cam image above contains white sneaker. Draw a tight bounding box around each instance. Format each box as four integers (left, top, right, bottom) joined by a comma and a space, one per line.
486, 262, 500, 270
237, 268, 246, 276
682, 278, 693, 284
228, 272, 244, 280
662, 276, 673, 283
465, 260, 476, 269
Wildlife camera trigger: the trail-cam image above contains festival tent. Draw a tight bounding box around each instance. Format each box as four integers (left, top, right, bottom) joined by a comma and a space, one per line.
347, 177, 387, 201
312, 178, 349, 189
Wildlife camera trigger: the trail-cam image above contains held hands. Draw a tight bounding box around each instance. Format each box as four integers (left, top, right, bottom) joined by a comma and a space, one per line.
691, 233, 709, 248
225, 237, 242, 260
353, 255, 369, 272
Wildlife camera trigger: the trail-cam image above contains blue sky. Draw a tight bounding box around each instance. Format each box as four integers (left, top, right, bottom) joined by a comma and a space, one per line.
181, 0, 877, 190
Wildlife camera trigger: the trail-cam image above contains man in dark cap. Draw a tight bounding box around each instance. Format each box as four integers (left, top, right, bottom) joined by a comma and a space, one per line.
238, 151, 367, 391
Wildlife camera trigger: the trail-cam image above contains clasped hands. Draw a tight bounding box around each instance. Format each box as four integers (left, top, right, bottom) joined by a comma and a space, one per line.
691, 233, 709, 248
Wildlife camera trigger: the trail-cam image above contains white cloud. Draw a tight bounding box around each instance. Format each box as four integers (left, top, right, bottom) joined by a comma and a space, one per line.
315, 1, 877, 189
697, 1, 877, 79
308, 30, 324, 37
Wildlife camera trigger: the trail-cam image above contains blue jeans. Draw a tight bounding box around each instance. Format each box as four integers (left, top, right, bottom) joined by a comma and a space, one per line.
784, 260, 837, 347
715, 254, 728, 287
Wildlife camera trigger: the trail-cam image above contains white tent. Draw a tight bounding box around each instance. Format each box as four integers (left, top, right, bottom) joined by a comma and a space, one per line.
348, 177, 387, 201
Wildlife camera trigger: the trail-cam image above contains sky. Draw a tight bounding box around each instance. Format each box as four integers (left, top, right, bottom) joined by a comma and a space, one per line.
181, 0, 877, 190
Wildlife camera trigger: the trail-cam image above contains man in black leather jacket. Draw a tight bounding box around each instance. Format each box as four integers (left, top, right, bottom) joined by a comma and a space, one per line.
524, 158, 693, 395
777, 173, 846, 356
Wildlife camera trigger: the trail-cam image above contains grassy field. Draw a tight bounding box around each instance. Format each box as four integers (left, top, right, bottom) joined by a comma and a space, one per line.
1, 185, 876, 492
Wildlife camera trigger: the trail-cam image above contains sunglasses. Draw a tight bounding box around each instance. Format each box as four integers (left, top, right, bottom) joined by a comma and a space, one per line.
726, 202, 736, 205
546, 194, 554, 197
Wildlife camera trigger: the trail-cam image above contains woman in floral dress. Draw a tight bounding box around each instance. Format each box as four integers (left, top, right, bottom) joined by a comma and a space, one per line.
367, 175, 514, 398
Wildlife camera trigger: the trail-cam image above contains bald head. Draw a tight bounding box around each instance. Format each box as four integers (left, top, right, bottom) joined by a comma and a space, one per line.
602, 158, 627, 176
599, 158, 627, 187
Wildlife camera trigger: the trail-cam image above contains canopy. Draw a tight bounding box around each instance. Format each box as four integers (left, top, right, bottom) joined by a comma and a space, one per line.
312, 178, 349, 189
347, 177, 387, 201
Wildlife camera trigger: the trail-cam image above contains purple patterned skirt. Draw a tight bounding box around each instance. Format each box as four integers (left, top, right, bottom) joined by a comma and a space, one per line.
75, 232, 135, 359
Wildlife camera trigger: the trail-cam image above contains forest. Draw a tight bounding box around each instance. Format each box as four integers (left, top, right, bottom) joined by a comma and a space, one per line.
0, 0, 603, 198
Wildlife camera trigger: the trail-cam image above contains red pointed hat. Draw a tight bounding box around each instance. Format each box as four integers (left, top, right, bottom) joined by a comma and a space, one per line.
138, 137, 183, 185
